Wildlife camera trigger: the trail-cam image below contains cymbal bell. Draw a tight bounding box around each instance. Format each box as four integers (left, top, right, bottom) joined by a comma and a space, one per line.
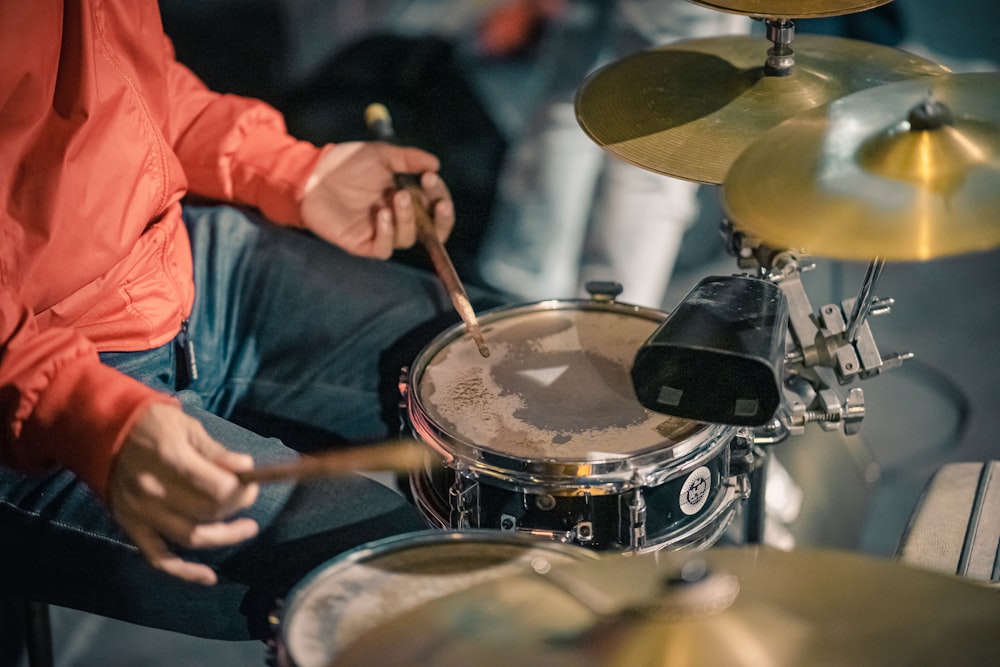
687, 0, 894, 19
723, 72, 1000, 261
330, 545, 1000, 666
574, 34, 947, 184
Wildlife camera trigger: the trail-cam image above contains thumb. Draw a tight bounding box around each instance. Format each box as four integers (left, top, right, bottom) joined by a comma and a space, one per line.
382, 145, 440, 175
187, 425, 255, 473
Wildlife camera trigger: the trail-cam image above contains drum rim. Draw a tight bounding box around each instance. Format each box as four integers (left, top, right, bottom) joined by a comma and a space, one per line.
282, 528, 597, 600
404, 298, 725, 482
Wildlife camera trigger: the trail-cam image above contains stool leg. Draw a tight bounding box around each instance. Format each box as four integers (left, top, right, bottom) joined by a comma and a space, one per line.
24, 601, 52, 667
0, 596, 25, 667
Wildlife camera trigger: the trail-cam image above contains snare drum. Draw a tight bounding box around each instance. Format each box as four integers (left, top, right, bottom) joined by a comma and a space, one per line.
272, 530, 595, 667
402, 298, 748, 552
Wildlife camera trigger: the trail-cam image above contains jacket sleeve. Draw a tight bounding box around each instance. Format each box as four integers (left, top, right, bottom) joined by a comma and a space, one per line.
0, 292, 178, 501
161, 36, 326, 226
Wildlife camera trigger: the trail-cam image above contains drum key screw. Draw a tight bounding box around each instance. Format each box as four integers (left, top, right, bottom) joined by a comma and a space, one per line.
802, 410, 840, 423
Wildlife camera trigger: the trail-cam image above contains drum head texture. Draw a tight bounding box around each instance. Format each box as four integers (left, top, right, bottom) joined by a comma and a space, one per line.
412, 304, 708, 463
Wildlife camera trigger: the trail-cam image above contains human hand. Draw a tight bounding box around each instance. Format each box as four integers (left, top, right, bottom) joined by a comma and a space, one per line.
108, 403, 260, 585
299, 141, 455, 259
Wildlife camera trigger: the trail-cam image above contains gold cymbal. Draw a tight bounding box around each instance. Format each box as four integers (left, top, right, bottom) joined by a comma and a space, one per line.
723, 72, 1000, 261
331, 545, 1000, 666
574, 34, 946, 184
687, 0, 894, 19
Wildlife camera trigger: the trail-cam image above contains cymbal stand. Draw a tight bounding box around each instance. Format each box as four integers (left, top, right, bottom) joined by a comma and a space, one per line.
720, 222, 911, 544
764, 18, 796, 76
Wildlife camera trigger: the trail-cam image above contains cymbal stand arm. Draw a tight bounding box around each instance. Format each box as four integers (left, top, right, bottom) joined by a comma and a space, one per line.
845, 257, 885, 344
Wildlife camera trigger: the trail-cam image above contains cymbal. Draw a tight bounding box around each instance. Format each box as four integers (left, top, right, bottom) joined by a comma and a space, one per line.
574, 34, 947, 184
723, 72, 1000, 261
686, 0, 894, 18
331, 545, 1000, 666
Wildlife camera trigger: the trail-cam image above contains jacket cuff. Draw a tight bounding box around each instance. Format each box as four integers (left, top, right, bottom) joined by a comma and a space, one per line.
231, 126, 326, 226
20, 356, 179, 502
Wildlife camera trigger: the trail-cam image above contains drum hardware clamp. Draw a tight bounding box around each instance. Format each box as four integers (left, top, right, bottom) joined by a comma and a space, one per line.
721, 223, 913, 445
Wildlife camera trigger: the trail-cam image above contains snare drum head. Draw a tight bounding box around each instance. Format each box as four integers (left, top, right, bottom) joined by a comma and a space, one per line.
280, 531, 594, 667
411, 303, 706, 462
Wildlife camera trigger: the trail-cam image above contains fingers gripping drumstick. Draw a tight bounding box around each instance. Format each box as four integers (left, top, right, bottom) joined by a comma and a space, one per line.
364, 103, 490, 358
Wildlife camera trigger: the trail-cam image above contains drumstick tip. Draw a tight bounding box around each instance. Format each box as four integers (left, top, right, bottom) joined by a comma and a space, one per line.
472, 331, 490, 358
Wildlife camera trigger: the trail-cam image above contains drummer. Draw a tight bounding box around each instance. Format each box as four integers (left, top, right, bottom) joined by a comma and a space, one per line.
0, 0, 503, 643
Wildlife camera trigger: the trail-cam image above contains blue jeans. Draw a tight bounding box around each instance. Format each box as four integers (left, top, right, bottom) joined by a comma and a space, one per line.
0, 205, 504, 640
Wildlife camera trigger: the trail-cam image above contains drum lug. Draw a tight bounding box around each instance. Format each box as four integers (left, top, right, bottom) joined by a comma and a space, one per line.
729, 427, 756, 501
627, 487, 647, 552
574, 521, 595, 545
500, 513, 518, 533
449, 471, 480, 529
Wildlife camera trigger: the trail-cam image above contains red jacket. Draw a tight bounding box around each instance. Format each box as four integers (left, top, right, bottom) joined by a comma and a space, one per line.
0, 1, 324, 499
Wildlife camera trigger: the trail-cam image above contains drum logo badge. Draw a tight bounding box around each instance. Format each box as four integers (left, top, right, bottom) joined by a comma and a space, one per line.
679, 466, 712, 516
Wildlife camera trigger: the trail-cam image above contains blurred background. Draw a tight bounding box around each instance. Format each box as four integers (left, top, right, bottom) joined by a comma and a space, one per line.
4, 1, 998, 664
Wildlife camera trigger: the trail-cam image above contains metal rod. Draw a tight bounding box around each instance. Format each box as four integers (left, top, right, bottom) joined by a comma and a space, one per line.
744, 447, 768, 545
846, 257, 886, 343
25, 600, 53, 667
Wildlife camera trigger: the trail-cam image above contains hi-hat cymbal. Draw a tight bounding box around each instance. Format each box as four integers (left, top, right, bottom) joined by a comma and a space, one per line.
723, 72, 1000, 261
330, 545, 1000, 666
687, 0, 893, 18
574, 34, 946, 184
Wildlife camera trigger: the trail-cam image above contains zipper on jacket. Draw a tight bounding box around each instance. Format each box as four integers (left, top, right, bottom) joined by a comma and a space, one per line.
176, 318, 199, 387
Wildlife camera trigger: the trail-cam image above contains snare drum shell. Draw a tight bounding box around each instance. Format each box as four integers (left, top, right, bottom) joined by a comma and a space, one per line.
403, 299, 741, 552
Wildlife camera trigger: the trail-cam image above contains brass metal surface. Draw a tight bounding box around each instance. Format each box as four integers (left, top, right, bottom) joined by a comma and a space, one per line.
724, 72, 1000, 261
687, 0, 893, 18
331, 545, 1000, 666
574, 34, 946, 184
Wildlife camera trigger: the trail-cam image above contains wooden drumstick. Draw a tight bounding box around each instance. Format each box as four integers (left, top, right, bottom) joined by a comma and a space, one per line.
364, 103, 490, 358
235, 439, 425, 485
